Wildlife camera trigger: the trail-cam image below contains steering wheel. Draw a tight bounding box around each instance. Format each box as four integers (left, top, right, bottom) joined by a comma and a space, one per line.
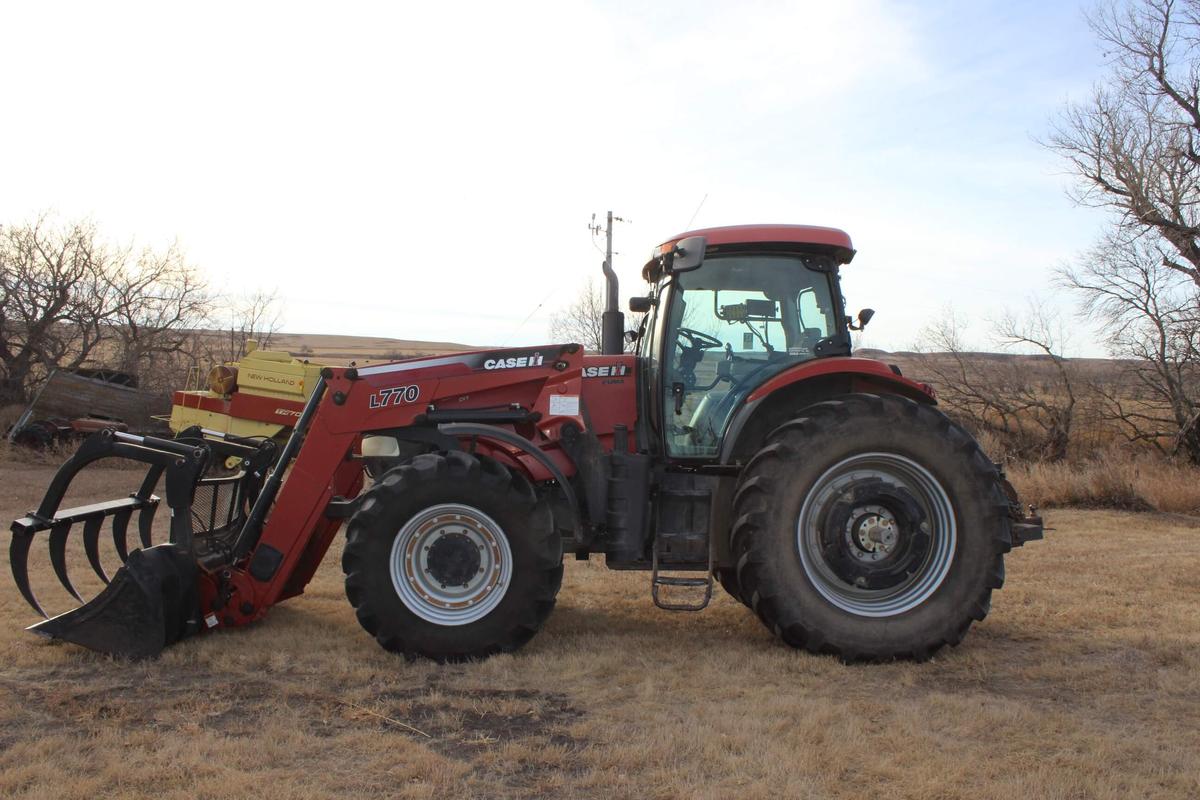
674, 328, 723, 390
677, 327, 723, 351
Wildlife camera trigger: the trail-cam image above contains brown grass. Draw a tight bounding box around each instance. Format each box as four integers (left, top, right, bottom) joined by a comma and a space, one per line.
1008, 454, 1200, 515
963, 428, 1200, 514
1, 462, 1199, 798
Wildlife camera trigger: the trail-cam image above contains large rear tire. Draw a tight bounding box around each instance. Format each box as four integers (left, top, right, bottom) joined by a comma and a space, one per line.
714, 567, 750, 607
342, 451, 563, 662
732, 394, 1011, 661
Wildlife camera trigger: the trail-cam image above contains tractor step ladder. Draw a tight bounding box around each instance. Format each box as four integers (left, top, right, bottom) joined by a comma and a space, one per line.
650, 487, 713, 612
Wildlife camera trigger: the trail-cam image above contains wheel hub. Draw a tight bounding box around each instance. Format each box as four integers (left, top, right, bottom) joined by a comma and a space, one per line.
425, 532, 483, 588
390, 504, 512, 626
845, 504, 899, 560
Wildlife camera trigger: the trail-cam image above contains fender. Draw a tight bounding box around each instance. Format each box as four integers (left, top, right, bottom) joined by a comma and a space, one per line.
436, 422, 584, 541
720, 357, 936, 464
744, 357, 934, 404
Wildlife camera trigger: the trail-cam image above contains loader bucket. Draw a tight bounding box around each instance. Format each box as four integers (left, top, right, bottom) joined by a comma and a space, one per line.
8, 427, 276, 657
29, 544, 200, 659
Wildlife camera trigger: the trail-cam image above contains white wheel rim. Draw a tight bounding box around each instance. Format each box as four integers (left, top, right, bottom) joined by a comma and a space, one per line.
389, 503, 512, 626
796, 452, 957, 618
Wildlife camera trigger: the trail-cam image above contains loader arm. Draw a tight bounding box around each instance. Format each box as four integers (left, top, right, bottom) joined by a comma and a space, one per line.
206, 354, 593, 626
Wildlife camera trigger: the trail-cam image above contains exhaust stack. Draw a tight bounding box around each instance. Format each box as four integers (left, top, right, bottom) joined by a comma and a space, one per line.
599, 210, 625, 355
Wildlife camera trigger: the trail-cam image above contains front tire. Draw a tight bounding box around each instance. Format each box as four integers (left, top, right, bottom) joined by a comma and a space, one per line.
732, 394, 1011, 661
342, 451, 563, 662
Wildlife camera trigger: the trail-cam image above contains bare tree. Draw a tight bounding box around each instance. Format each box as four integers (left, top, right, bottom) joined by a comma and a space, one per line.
548, 280, 644, 353
913, 307, 1084, 462
549, 280, 605, 352
1, 216, 121, 404
1060, 233, 1200, 461
105, 243, 212, 381
1044, 0, 1200, 463
1046, 0, 1200, 289
215, 289, 284, 363
0, 215, 293, 412
133, 289, 285, 398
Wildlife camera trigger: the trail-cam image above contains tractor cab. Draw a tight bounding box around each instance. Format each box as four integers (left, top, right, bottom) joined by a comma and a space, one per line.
632, 225, 857, 458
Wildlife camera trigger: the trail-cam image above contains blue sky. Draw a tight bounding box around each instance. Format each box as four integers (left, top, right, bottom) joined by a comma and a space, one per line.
0, 1, 1112, 355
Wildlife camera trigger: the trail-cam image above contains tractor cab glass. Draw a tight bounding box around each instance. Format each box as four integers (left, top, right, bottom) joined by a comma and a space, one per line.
657, 253, 840, 457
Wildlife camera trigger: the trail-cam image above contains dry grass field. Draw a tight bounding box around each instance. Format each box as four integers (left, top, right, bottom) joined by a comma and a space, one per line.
268, 332, 478, 366
1009, 454, 1200, 515
1, 458, 1198, 799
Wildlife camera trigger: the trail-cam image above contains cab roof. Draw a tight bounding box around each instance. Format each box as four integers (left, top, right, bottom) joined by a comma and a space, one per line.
644, 224, 855, 280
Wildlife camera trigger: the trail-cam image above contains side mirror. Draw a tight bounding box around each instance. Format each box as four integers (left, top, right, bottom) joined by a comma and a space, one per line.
628, 295, 654, 313
666, 235, 706, 273
849, 308, 875, 331
624, 329, 640, 344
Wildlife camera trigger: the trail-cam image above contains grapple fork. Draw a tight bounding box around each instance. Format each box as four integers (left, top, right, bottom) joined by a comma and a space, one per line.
7, 427, 273, 658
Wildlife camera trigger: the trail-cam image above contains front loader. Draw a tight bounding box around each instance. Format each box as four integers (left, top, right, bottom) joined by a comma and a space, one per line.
8, 224, 1043, 662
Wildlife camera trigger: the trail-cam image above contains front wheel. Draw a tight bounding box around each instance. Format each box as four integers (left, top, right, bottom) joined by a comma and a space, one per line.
342, 451, 563, 662
732, 394, 1011, 661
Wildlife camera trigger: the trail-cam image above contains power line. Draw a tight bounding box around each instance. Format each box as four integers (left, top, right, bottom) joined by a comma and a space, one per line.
501, 286, 560, 346
506, 210, 628, 347
686, 191, 700, 230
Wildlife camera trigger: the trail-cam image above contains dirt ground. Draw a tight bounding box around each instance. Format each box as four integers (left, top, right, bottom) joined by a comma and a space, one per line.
0, 460, 1198, 799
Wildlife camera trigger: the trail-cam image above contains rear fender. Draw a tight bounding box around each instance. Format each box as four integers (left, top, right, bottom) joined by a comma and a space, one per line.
720, 357, 936, 466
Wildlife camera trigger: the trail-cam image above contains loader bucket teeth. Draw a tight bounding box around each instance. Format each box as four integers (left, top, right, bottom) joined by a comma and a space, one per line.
28, 544, 200, 659
112, 507, 132, 562
47, 522, 83, 603
9, 533, 46, 618
82, 516, 109, 584
137, 505, 156, 549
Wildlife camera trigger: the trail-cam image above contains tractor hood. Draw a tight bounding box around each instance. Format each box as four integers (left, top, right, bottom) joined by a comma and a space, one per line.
354, 343, 582, 379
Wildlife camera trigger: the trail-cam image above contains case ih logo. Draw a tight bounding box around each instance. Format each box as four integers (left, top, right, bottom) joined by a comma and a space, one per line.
483, 353, 544, 370
582, 364, 628, 378
369, 385, 420, 409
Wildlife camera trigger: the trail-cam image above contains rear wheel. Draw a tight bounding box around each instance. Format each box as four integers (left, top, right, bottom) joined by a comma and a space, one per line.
732, 394, 1011, 661
714, 567, 749, 607
342, 451, 563, 661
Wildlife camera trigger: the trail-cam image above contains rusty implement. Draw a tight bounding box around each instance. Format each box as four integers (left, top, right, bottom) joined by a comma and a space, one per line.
9, 427, 275, 658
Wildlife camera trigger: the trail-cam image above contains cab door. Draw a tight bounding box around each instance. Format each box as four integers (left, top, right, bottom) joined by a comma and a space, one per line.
635, 279, 673, 455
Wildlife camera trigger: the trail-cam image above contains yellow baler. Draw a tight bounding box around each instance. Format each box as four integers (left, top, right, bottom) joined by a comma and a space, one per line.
169, 342, 325, 441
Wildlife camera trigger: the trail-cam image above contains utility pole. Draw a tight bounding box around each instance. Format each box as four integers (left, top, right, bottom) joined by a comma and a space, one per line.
604, 210, 613, 288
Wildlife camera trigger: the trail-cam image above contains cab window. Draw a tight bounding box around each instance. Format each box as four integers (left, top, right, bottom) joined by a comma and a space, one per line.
660, 253, 839, 457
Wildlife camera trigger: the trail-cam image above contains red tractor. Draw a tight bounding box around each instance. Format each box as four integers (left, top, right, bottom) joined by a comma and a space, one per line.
9, 224, 1042, 662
